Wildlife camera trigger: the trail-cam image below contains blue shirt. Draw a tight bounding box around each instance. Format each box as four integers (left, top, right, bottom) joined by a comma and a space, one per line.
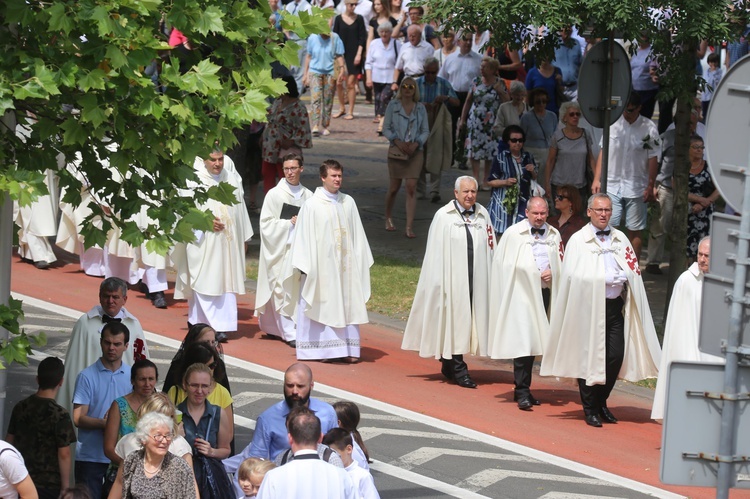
307, 34, 345, 75
416, 76, 458, 104
553, 38, 582, 85
72, 359, 131, 463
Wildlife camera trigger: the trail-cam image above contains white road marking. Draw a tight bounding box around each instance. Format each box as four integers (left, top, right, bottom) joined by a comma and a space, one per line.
360, 427, 472, 443
539, 493, 627, 499
371, 460, 491, 498
230, 391, 276, 408
21, 325, 74, 332
391, 447, 537, 471
456, 469, 609, 493
14, 293, 685, 499
235, 415, 256, 430
22, 313, 76, 321
227, 376, 278, 386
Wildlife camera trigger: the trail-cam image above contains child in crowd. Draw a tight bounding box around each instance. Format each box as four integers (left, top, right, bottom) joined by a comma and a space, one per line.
333, 401, 371, 470
237, 458, 276, 499
323, 428, 380, 499
702, 52, 723, 124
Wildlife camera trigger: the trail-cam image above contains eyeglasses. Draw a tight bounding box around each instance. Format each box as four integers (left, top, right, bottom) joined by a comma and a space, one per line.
567, 112, 581, 117
150, 433, 175, 443
187, 382, 211, 391
691, 145, 705, 150
508, 137, 524, 143
554, 194, 568, 201
402, 84, 416, 90
283, 166, 301, 172
589, 208, 612, 214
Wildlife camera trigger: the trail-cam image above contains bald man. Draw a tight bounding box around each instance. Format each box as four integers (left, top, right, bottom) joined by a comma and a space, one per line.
224, 363, 337, 466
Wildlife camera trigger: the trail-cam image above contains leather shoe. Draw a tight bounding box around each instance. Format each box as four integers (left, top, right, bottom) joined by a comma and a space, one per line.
440, 363, 454, 381
585, 414, 603, 427
599, 407, 618, 424
517, 397, 533, 411
286, 340, 297, 348
33, 260, 50, 269
513, 392, 541, 405
151, 291, 167, 309
455, 375, 477, 389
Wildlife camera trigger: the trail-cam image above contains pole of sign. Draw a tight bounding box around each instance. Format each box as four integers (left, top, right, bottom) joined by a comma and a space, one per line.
599, 34, 615, 194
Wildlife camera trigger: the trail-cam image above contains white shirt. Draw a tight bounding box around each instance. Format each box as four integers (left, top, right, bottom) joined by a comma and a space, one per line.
602, 114, 659, 198
438, 50, 482, 92
591, 224, 627, 299
0, 442, 28, 499
365, 38, 400, 83
395, 40, 433, 76
334, 0, 373, 25
528, 221, 550, 285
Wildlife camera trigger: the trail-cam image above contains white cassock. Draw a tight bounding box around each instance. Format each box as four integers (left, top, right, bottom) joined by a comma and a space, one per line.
401, 201, 495, 359
14, 168, 59, 264
540, 224, 661, 385
650, 262, 724, 420
257, 452, 356, 499
55, 305, 149, 417
255, 179, 313, 342
488, 220, 563, 359
284, 187, 373, 360
172, 156, 253, 332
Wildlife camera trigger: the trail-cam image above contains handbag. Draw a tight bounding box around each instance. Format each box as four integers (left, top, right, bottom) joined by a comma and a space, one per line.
388, 144, 409, 160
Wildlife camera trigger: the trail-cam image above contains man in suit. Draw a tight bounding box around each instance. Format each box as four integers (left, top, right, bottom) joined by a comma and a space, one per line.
257, 408, 355, 498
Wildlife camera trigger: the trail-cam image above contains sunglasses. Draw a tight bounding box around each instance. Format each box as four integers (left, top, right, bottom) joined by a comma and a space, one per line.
554, 194, 568, 200
567, 112, 581, 117
402, 84, 416, 90
508, 137, 524, 143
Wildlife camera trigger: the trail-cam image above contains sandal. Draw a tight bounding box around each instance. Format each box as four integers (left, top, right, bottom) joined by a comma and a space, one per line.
405, 228, 416, 239
372, 117, 380, 123
312, 126, 319, 137
385, 218, 396, 231
343, 114, 354, 120
332, 110, 346, 119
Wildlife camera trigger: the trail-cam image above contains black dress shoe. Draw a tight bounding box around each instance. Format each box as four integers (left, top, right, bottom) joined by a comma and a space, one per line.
513, 392, 541, 405
33, 260, 50, 269
151, 291, 167, 309
585, 414, 603, 427
286, 340, 297, 348
599, 407, 618, 424
455, 375, 477, 389
517, 397, 534, 411
216, 331, 229, 343
440, 362, 454, 381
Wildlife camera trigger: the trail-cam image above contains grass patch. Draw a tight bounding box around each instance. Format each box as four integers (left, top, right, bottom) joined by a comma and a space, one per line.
635, 378, 657, 389
247, 254, 421, 322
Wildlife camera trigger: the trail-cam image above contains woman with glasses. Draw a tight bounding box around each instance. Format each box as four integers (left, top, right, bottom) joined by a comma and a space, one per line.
103, 359, 159, 494
487, 125, 537, 238
108, 393, 198, 499
179, 364, 233, 498
520, 88, 557, 187
687, 135, 719, 259
116, 412, 197, 498
365, 22, 400, 134
548, 185, 586, 248
382, 77, 429, 238
162, 323, 229, 396
544, 101, 595, 204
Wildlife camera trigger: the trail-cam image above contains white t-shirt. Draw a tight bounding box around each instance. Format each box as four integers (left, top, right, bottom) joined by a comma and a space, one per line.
0, 442, 29, 499
115, 433, 193, 460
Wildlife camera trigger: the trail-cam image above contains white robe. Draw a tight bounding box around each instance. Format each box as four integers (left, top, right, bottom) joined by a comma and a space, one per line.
650, 263, 724, 420
257, 452, 356, 499
284, 188, 373, 359
488, 221, 562, 359
540, 224, 661, 385
55, 305, 149, 416
401, 201, 495, 358
172, 156, 253, 331
14, 169, 59, 263
255, 179, 313, 341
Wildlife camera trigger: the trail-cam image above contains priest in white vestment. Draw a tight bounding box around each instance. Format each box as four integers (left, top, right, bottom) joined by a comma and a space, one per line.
402, 176, 494, 389
651, 237, 723, 420
56, 277, 149, 416
255, 154, 313, 346
540, 193, 661, 427
284, 160, 373, 362
173, 150, 253, 341
14, 168, 59, 269
256, 408, 355, 499
488, 197, 562, 410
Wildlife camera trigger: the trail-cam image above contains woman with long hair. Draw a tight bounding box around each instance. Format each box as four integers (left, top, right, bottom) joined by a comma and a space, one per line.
162, 323, 229, 396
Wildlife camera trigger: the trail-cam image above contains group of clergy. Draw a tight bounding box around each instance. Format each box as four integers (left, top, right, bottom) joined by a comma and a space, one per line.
401, 176, 718, 428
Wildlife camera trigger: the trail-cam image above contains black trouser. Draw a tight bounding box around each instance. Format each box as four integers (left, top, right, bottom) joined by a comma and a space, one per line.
513, 288, 551, 397
441, 355, 469, 379
577, 296, 625, 416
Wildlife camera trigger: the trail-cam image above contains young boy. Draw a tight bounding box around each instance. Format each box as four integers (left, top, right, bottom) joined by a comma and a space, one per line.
237, 457, 276, 498
6, 357, 77, 499
702, 52, 723, 124
322, 428, 380, 499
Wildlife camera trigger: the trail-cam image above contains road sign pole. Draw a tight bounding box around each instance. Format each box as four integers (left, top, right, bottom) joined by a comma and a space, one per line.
599, 35, 615, 194
716, 154, 750, 498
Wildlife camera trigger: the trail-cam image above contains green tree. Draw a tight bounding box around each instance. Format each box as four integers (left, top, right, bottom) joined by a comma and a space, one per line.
0, 0, 330, 367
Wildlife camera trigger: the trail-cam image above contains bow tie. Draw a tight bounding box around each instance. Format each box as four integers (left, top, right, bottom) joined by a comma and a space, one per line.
462, 210, 474, 217
530, 227, 545, 235
596, 229, 611, 236
102, 315, 121, 324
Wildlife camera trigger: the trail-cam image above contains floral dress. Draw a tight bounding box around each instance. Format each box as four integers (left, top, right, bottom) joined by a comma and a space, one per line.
261, 99, 313, 164
465, 77, 503, 161
487, 147, 536, 235
687, 163, 715, 258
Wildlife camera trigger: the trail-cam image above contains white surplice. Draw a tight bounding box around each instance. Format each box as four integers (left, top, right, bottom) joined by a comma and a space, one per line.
257, 451, 356, 499
255, 179, 313, 341
650, 262, 724, 420
14, 168, 59, 263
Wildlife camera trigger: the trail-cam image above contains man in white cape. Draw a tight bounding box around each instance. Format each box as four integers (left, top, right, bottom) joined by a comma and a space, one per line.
255, 154, 313, 346
283, 159, 373, 362
56, 277, 149, 417
173, 149, 253, 342
488, 196, 562, 409
14, 168, 59, 269
401, 176, 494, 389
540, 193, 661, 427
651, 237, 723, 420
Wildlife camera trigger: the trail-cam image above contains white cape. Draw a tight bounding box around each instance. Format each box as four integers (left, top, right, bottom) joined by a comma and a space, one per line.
488, 221, 562, 359
540, 224, 661, 385
14, 168, 59, 263
651, 262, 724, 420
401, 201, 495, 358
